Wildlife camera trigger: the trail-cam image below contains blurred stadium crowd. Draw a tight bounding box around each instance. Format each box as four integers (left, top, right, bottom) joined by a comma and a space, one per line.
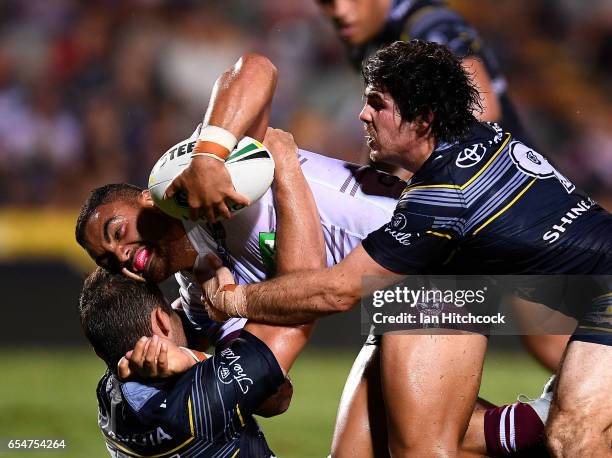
0, 0, 611, 208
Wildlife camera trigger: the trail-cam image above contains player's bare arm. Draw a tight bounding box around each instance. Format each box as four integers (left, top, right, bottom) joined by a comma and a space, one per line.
165, 53, 278, 222
266, 128, 326, 276
205, 128, 327, 372
204, 243, 401, 325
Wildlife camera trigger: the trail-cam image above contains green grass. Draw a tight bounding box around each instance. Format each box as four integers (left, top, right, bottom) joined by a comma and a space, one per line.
0, 348, 551, 458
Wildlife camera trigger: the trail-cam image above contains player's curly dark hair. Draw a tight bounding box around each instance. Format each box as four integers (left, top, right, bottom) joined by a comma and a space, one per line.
75, 183, 143, 248
362, 40, 482, 143
79, 267, 173, 372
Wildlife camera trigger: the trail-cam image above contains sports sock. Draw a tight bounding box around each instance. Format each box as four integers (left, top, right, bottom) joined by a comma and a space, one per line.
484, 402, 549, 457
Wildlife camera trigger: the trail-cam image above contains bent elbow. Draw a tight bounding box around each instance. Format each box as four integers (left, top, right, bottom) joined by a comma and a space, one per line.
239, 53, 277, 80
254, 378, 293, 417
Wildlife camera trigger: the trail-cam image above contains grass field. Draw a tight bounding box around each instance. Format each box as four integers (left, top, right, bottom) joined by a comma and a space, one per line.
0, 348, 551, 457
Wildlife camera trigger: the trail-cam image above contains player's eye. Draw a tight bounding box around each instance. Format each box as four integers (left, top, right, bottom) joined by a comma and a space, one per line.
369, 100, 383, 111
114, 226, 122, 241
365, 95, 384, 111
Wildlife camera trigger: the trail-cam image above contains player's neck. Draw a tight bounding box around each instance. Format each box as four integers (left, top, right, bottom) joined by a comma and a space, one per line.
168, 223, 199, 272
400, 135, 436, 174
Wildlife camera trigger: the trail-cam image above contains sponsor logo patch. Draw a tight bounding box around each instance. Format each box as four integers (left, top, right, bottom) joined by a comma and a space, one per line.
391, 213, 408, 230
384, 226, 417, 246
509, 141, 575, 193
217, 347, 254, 394
456, 143, 487, 168
542, 198, 595, 243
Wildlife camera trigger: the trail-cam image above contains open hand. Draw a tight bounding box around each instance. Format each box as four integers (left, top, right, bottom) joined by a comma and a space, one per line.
200, 254, 246, 321
117, 335, 196, 381
164, 156, 249, 222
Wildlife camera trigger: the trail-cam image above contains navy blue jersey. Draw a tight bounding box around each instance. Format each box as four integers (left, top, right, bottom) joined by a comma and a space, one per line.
363, 122, 612, 276
349, 0, 532, 144
97, 331, 284, 458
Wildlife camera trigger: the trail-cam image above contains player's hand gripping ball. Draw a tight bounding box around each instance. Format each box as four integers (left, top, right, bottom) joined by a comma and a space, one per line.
149, 136, 275, 222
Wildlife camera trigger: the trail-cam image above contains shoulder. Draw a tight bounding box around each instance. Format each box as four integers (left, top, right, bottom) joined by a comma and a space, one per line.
446, 122, 511, 183
401, 3, 480, 56
121, 380, 169, 415
399, 123, 511, 214
418, 122, 508, 182
403, 3, 472, 37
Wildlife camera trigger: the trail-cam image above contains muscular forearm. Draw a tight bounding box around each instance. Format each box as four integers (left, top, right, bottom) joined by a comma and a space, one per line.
169, 53, 277, 221
273, 165, 326, 274
243, 129, 324, 373
243, 268, 358, 324
206, 245, 393, 326
204, 53, 277, 142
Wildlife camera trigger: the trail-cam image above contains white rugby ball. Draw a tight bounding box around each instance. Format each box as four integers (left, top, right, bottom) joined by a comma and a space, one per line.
148, 136, 275, 221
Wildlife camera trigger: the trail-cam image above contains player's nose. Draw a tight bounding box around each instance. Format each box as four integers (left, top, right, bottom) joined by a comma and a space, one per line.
333, 0, 351, 19
114, 244, 132, 266
359, 104, 372, 123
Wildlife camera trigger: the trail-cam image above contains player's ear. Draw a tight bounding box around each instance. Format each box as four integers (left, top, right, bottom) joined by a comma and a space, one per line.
151, 307, 172, 338
415, 111, 434, 136
139, 189, 155, 208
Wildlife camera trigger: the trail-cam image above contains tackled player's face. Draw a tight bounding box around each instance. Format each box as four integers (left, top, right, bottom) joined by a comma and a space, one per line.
317, 0, 390, 46
359, 85, 419, 167
82, 191, 193, 283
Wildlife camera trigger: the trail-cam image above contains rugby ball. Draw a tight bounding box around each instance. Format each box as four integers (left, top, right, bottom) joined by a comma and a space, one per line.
148, 136, 275, 221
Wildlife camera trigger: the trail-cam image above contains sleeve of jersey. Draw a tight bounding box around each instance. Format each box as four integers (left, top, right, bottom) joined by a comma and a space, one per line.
362, 206, 459, 275
175, 272, 246, 346
187, 331, 285, 436
413, 10, 481, 59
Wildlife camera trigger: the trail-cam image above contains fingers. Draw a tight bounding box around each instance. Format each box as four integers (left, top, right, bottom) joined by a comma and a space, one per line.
199, 266, 237, 322
217, 201, 231, 221
227, 190, 250, 209
202, 297, 230, 322
202, 277, 220, 311
143, 335, 161, 375
117, 356, 132, 381
200, 266, 235, 306
217, 267, 236, 287
161, 159, 250, 223
263, 126, 276, 141
158, 341, 169, 375
123, 336, 174, 379
189, 206, 200, 222
130, 336, 149, 367
164, 178, 178, 199
121, 267, 146, 283
204, 206, 216, 224
206, 253, 224, 270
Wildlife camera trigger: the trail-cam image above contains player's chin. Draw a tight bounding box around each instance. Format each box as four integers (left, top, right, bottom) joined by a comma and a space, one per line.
143, 258, 173, 283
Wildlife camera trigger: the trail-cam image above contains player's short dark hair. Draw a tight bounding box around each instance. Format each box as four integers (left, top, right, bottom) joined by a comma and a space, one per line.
75, 183, 143, 248
78, 267, 173, 372
362, 40, 482, 143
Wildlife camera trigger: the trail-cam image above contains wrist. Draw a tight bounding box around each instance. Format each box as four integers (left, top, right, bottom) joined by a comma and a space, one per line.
193, 125, 238, 161
272, 166, 305, 191
219, 284, 248, 318
178, 347, 207, 367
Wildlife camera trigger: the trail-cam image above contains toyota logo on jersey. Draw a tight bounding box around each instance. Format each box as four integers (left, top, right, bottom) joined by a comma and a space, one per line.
456, 143, 486, 168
